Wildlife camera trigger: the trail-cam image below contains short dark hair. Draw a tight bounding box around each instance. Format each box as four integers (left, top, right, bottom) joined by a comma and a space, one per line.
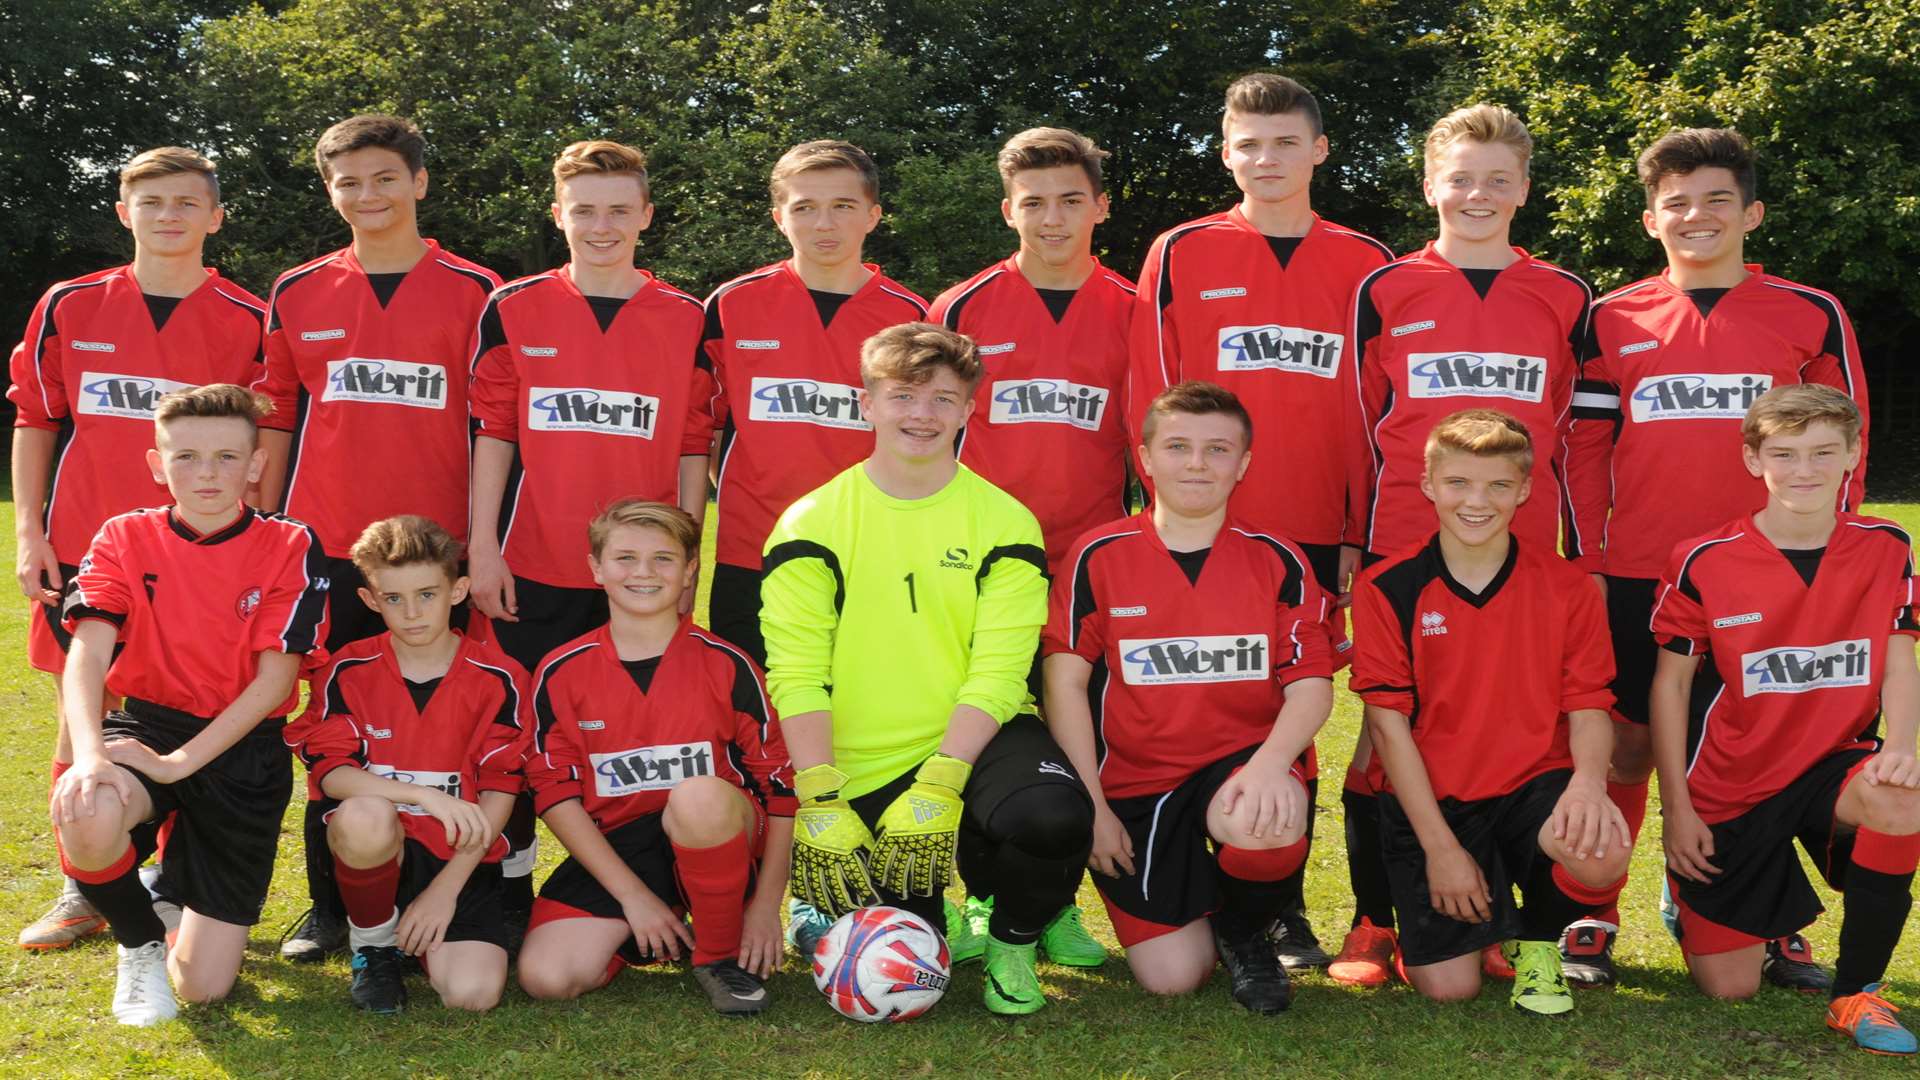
1637, 127, 1757, 207
1223, 73, 1322, 139
315, 115, 426, 181
997, 127, 1109, 195
1141, 381, 1253, 448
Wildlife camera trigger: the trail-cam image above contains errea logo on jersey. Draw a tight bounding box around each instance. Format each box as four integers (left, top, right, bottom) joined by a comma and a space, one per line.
1117, 635, 1268, 685
1741, 639, 1871, 695
324, 359, 449, 410
989, 379, 1109, 430
746, 376, 869, 430
1420, 611, 1447, 636
1406, 353, 1545, 403
367, 764, 462, 815
1629, 374, 1772, 422
76, 373, 189, 419
527, 387, 659, 438
590, 741, 715, 797
1217, 325, 1343, 378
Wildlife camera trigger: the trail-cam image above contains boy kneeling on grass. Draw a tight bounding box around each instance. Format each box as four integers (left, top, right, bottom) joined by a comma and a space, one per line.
518, 500, 795, 1015
286, 514, 531, 1014
1351, 408, 1630, 1015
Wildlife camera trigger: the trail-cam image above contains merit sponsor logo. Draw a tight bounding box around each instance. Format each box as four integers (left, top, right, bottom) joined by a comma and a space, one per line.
1618, 339, 1659, 357
527, 386, 659, 438
1406, 352, 1545, 403
1217, 324, 1343, 378
591, 741, 715, 797
368, 765, 462, 815
1118, 634, 1269, 685
734, 339, 781, 350
323, 359, 450, 410
1713, 612, 1764, 629
988, 378, 1110, 430
978, 341, 1016, 355
577, 720, 606, 731
1109, 605, 1148, 618
519, 345, 558, 358
1741, 639, 1871, 695
1391, 320, 1436, 338
76, 372, 189, 419
1200, 286, 1247, 300
746, 376, 868, 429
1420, 611, 1448, 637
1629, 373, 1771, 422
70, 340, 116, 353
300, 329, 347, 342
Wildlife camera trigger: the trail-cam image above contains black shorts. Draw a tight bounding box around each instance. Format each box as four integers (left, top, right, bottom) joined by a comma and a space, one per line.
1671, 747, 1871, 952
321, 555, 474, 654
707, 562, 765, 668
27, 561, 81, 673
394, 838, 508, 949
107, 700, 294, 926
1605, 576, 1659, 725
488, 575, 609, 674
1295, 542, 1343, 594
1380, 769, 1569, 967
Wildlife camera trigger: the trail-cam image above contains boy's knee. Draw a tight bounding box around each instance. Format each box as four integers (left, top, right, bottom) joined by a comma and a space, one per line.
1409, 967, 1481, 1003
327, 796, 400, 860
663, 776, 746, 842
1692, 967, 1761, 1000
1129, 954, 1213, 996
436, 976, 504, 1012
999, 785, 1093, 857
1859, 783, 1920, 837
171, 961, 238, 1004
516, 957, 586, 1001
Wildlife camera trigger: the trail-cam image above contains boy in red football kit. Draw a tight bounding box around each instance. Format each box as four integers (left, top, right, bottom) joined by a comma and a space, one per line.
1339, 105, 1593, 984
1353, 409, 1628, 1017
703, 140, 927, 665
930, 127, 1131, 969
1045, 382, 1335, 1015
1652, 385, 1920, 1055
11, 147, 267, 951
287, 516, 530, 1015
51, 384, 330, 1026
1563, 129, 1870, 987
519, 501, 794, 1015
251, 114, 502, 962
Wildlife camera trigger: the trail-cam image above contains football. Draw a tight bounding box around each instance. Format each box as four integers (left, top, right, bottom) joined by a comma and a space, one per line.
810, 906, 952, 1022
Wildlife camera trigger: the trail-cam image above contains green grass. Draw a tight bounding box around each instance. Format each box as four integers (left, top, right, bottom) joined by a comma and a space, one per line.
5, 499, 1920, 1078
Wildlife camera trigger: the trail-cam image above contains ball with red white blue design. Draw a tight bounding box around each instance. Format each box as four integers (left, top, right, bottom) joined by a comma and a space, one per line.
811, 906, 951, 1022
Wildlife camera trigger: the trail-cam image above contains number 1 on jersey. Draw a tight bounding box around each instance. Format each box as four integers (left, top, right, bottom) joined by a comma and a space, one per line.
904, 572, 917, 613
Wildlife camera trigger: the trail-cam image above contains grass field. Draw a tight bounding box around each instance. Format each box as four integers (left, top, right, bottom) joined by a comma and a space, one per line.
4, 497, 1920, 1078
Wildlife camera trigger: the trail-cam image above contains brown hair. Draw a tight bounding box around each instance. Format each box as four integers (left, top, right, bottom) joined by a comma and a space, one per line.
1141, 380, 1253, 448
1424, 408, 1534, 474
119, 147, 219, 203
1222, 73, 1322, 139
1741, 384, 1861, 450
350, 515, 463, 583
153, 383, 273, 432
859, 322, 982, 389
997, 127, 1110, 195
1423, 104, 1532, 177
589, 499, 700, 561
770, 140, 880, 204
552, 139, 651, 201
314, 114, 425, 180
1638, 127, 1757, 207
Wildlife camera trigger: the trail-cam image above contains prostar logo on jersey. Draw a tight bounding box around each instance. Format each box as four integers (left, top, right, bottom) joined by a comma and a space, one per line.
1741, 639, 1872, 695
1405, 353, 1545, 403
1629, 374, 1772, 422
1117, 634, 1269, 685
323, 359, 449, 410
590, 740, 716, 796
746, 376, 869, 429
988, 379, 1109, 430
76, 373, 190, 419
1216, 325, 1343, 378
70, 340, 116, 353
527, 387, 660, 438
367, 764, 462, 815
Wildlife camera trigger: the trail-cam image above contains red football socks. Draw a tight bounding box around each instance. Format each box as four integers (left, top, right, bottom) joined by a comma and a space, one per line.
672, 831, 752, 967
334, 855, 401, 932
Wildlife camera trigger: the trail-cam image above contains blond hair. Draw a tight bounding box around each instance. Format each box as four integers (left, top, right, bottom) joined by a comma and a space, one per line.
997, 127, 1109, 195
858, 322, 982, 389
552, 140, 650, 201
769, 140, 879, 204
119, 147, 219, 203
588, 499, 700, 561
350, 515, 463, 583
154, 383, 272, 433
1424, 408, 1533, 474
1222, 72, 1322, 139
1141, 380, 1253, 448
1424, 104, 1532, 177
1742, 384, 1861, 450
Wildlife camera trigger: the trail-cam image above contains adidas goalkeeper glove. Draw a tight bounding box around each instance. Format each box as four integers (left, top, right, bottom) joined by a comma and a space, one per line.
870, 753, 971, 897
790, 764, 878, 918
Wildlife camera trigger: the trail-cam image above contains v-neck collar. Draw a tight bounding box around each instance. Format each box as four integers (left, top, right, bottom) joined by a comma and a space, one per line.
1429, 532, 1519, 608
376, 629, 471, 717
166, 505, 255, 545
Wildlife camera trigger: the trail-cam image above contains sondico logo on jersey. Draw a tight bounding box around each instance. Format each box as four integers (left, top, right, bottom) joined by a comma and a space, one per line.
527, 387, 659, 438
989, 379, 1109, 430
1630, 373, 1772, 422
367, 764, 462, 816
1741, 639, 1871, 695
591, 741, 716, 797
323, 359, 449, 410
1118, 635, 1269, 685
747, 376, 869, 430
1406, 353, 1544, 403
1217, 325, 1343, 378
76, 373, 189, 419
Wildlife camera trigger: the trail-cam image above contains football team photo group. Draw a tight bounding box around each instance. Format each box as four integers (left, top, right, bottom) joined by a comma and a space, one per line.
9, 55, 1920, 1072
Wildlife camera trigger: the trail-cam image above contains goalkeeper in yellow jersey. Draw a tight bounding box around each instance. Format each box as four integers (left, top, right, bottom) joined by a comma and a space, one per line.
761, 322, 1094, 1016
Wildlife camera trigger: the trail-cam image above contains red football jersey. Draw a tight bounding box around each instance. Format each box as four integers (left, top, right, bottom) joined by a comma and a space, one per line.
704, 262, 927, 570
1044, 513, 1334, 798
1351, 244, 1591, 557
63, 506, 330, 719
525, 620, 797, 832
1129, 210, 1391, 547
252, 241, 499, 556
1651, 514, 1919, 823
1567, 268, 1870, 578
469, 267, 712, 589
933, 257, 1136, 574
1351, 535, 1614, 802
287, 631, 531, 860
8, 265, 266, 563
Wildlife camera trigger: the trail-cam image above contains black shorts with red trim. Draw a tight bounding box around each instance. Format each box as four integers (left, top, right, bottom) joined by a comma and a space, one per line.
706, 562, 765, 668
1671, 746, 1872, 954
27, 561, 80, 673
1604, 575, 1658, 725
106, 700, 293, 926
1380, 769, 1569, 967
488, 574, 609, 674
394, 837, 508, 949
